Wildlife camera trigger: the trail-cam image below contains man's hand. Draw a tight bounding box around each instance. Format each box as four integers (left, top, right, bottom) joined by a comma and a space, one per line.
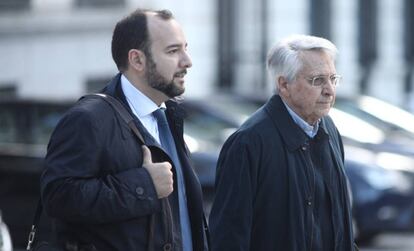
142, 145, 173, 198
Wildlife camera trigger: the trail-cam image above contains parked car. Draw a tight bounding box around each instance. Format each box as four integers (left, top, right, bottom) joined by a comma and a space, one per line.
329, 101, 414, 178
2, 95, 414, 247
336, 95, 414, 138
0, 98, 238, 248
0, 211, 12, 251
0, 99, 73, 248
333, 96, 414, 155
344, 147, 414, 242
180, 94, 414, 243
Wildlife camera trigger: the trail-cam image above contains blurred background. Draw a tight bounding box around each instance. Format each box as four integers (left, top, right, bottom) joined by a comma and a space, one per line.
1, 0, 414, 250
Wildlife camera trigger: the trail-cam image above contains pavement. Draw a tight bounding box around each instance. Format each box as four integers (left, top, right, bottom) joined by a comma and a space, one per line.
359, 232, 414, 251
13, 232, 414, 251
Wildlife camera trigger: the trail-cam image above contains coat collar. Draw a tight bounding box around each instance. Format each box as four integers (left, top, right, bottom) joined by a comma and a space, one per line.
101, 73, 186, 116
264, 95, 330, 151
100, 73, 186, 147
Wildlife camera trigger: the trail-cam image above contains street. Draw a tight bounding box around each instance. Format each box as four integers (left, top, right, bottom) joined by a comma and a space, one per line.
360, 233, 414, 251
13, 233, 414, 251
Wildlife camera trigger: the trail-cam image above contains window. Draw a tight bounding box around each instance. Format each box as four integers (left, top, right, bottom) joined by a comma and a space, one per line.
0, 0, 30, 12
217, 0, 236, 89
310, 0, 332, 40
0, 85, 17, 100
404, 0, 414, 64
85, 76, 113, 93
403, 0, 414, 100
358, 0, 378, 93
75, 0, 125, 8
0, 101, 71, 145
0, 106, 16, 143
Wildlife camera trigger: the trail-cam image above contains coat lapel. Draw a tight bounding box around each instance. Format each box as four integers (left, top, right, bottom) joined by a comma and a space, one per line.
264, 95, 309, 151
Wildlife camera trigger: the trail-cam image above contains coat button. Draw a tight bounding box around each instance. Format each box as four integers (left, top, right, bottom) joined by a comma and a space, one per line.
301, 145, 307, 151
136, 187, 144, 195
163, 243, 172, 251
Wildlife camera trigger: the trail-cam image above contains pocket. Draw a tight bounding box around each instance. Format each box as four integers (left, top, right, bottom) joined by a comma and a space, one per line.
30, 241, 63, 251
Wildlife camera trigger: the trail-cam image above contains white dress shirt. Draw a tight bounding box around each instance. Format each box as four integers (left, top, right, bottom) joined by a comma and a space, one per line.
121, 74, 165, 144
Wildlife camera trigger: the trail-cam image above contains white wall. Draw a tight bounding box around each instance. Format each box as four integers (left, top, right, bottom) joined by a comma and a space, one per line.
369, 0, 405, 105
233, 0, 408, 108
332, 0, 360, 97
0, 0, 409, 106
0, 0, 217, 100
152, 1, 217, 98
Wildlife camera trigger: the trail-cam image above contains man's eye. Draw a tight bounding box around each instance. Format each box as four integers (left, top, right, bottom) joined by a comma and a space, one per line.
313, 77, 325, 86
168, 49, 179, 54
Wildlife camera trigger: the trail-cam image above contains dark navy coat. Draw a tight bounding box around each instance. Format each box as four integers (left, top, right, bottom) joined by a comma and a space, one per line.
40, 74, 207, 251
209, 95, 356, 251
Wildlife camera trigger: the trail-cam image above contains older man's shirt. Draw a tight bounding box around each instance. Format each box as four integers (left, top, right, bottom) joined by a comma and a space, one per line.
282, 100, 319, 138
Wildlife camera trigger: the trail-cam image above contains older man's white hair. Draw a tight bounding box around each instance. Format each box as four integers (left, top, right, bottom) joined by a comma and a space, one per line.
266, 34, 338, 87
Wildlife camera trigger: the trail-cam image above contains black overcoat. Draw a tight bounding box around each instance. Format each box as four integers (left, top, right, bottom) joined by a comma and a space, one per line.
209, 95, 356, 251
40, 74, 207, 251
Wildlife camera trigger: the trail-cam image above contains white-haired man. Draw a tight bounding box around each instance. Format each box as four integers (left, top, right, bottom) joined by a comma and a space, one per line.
209, 35, 357, 251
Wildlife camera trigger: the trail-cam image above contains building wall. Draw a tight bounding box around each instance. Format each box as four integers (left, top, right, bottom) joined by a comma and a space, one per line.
369, 0, 405, 106
332, 0, 360, 97
0, 0, 217, 100
231, 0, 412, 110
0, 0, 412, 109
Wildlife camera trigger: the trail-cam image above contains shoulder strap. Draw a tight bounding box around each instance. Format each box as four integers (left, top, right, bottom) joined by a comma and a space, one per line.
26, 200, 42, 250
83, 94, 162, 251
27, 93, 149, 250
82, 93, 145, 144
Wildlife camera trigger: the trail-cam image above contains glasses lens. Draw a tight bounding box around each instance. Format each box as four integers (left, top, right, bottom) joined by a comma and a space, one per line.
308, 74, 341, 87
312, 76, 325, 86
331, 75, 341, 86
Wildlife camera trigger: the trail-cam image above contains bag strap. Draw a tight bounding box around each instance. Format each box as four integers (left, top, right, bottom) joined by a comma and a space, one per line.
88, 94, 211, 249
83, 93, 145, 144
82, 94, 158, 251
27, 93, 151, 250
26, 200, 42, 250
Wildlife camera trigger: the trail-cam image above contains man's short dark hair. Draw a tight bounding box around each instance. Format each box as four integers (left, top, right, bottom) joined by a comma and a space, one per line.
111, 9, 173, 72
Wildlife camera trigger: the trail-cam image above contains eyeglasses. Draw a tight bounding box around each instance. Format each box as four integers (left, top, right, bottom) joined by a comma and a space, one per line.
304, 74, 342, 87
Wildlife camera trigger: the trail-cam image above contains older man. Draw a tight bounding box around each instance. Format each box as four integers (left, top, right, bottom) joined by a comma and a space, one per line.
209, 35, 357, 251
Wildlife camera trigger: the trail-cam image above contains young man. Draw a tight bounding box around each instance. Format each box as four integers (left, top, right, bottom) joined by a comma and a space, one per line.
41, 9, 207, 251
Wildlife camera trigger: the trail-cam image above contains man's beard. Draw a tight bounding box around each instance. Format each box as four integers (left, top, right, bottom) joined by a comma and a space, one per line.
145, 56, 185, 98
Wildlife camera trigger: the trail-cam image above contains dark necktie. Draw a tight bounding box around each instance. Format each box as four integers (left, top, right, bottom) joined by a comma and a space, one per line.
153, 108, 193, 251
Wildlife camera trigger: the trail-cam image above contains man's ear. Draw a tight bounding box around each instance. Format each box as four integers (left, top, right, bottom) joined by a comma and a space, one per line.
128, 49, 146, 72
277, 76, 289, 95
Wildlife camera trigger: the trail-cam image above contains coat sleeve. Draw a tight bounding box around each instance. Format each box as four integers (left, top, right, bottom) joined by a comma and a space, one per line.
40, 107, 161, 224
209, 132, 259, 251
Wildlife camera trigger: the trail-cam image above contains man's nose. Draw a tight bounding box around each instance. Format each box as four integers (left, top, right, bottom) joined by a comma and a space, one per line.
180, 51, 192, 68
323, 80, 335, 95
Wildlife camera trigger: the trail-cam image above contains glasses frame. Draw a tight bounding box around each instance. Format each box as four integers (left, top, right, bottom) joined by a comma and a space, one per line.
304, 74, 342, 87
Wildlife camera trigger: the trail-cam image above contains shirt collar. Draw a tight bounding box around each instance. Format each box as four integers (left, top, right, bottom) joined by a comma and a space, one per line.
120, 74, 166, 118
282, 99, 320, 138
